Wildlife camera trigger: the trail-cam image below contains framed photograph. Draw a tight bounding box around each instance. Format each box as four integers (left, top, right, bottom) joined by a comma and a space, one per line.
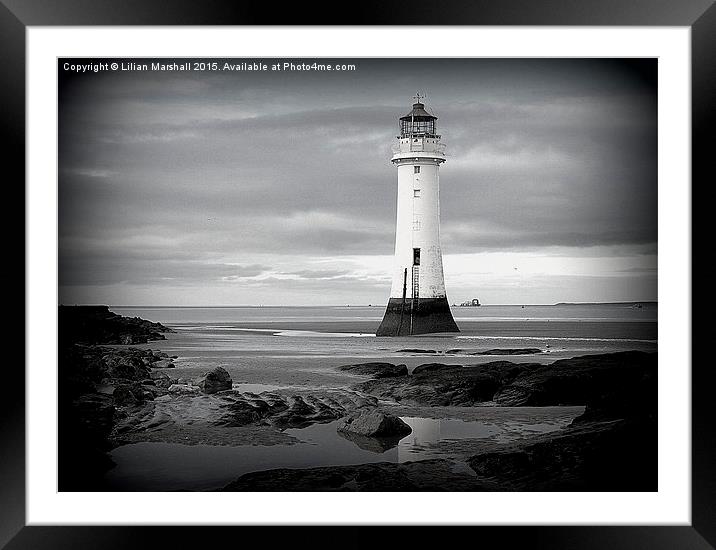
7, 0, 710, 548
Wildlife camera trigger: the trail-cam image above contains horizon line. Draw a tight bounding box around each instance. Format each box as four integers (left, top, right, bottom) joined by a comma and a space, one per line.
59, 300, 659, 308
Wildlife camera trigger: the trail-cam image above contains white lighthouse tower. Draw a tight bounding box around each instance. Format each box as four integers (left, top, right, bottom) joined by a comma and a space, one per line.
377, 95, 459, 336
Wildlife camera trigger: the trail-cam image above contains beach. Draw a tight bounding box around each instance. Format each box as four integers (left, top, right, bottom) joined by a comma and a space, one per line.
59, 304, 657, 492
111, 303, 657, 383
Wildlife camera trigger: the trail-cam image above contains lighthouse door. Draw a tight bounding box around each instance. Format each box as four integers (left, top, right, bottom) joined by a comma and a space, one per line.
412, 248, 420, 300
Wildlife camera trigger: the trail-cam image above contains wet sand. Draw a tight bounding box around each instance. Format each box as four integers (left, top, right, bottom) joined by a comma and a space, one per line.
95, 305, 656, 491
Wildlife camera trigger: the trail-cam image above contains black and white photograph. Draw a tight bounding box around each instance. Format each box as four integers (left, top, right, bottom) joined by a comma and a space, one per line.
56, 56, 659, 493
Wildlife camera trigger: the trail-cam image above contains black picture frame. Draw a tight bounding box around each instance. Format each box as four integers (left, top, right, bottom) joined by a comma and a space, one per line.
5, 1, 710, 548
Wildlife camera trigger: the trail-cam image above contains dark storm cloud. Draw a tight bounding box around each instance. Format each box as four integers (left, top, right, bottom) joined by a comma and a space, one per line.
58, 58, 656, 295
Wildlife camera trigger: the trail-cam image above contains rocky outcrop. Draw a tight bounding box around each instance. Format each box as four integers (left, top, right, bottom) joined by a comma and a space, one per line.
475, 348, 542, 355
399, 348, 542, 356
466, 351, 657, 491
217, 391, 377, 429
337, 409, 411, 438
59, 305, 174, 346
58, 307, 177, 490
337, 362, 408, 378
149, 370, 174, 390
492, 351, 655, 406
334, 409, 412, 453
222, 459, 496, 491
59, 392, 117, 490
60, 344, 179, 403
102, 351, 153, 381
194, 366, 232, 394
397, 348, 541, 356
467, 417, 656, 491
167, 383, 200, 395
348, 351, 655, 409
356, 361, 536, 406
112, 383, 153, 406
411, 362, 465, 375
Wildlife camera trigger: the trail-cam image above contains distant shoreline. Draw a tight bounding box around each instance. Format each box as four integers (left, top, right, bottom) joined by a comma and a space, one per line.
552, 301, 657, 306
93, 302, 659, 309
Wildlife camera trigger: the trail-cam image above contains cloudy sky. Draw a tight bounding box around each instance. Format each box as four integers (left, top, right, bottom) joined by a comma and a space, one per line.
58, 58, 657, 306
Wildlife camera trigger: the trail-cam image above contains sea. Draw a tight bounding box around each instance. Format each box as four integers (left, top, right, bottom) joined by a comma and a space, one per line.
103, 303, 657, 490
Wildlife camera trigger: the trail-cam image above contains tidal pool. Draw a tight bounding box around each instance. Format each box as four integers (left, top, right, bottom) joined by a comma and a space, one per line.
104, 410, 578, 491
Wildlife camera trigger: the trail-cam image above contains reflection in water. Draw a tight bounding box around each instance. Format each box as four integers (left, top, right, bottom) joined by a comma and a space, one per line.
336, 430, 403, 453
398, 417, 500, 462
105, 413, 576, 491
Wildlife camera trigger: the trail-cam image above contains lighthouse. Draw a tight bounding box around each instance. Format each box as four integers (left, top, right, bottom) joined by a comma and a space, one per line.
376, 95, 459, 336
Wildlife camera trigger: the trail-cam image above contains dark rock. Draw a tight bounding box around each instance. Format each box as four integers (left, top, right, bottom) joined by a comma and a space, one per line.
154, 378, 176, 390
147, 370, 174, 390
569, 355, 657, 425
271, 395, 347, 428
337, 409, 412, 437
411, 362, 462, 375
152, 359, 175, 369
473, 348, 542, 355
219, 394, 289, 426
217, 391, 375, 429
59, 305, 174, 346
59, 345, 167, 404
337, 362, 408, 378
273, 396, 327, 427
58, 306, 180, 490
59, 392, 117, 491
222, 459, 495, 491
466, 352, 657, 491
356, 352, 656, 409
359, 361, 534, 406
194, 366, 232, 394
68, 393, 116, 440
113, 383, 147, 406
467, 417, 656, 491
168, 383, 200, 394
102, 353, 151, 381
398, 348, 437, 354
492, 351, 656, 407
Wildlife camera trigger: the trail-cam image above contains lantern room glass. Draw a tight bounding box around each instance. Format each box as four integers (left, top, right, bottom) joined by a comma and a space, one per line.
400, 118, 437, 137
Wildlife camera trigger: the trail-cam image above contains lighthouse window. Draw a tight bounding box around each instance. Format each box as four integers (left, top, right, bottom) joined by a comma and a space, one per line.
413, 189, 421, 197
414, 166, 421, 174
413, 248, 421, 266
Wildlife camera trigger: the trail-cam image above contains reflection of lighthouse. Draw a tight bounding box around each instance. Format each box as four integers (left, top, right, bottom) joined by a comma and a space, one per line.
397, 417, 441, 463
377, 95, 459, 336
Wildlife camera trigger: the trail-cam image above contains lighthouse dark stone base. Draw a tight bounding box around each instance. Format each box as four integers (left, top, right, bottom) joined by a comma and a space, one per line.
376, 297, 459, 336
